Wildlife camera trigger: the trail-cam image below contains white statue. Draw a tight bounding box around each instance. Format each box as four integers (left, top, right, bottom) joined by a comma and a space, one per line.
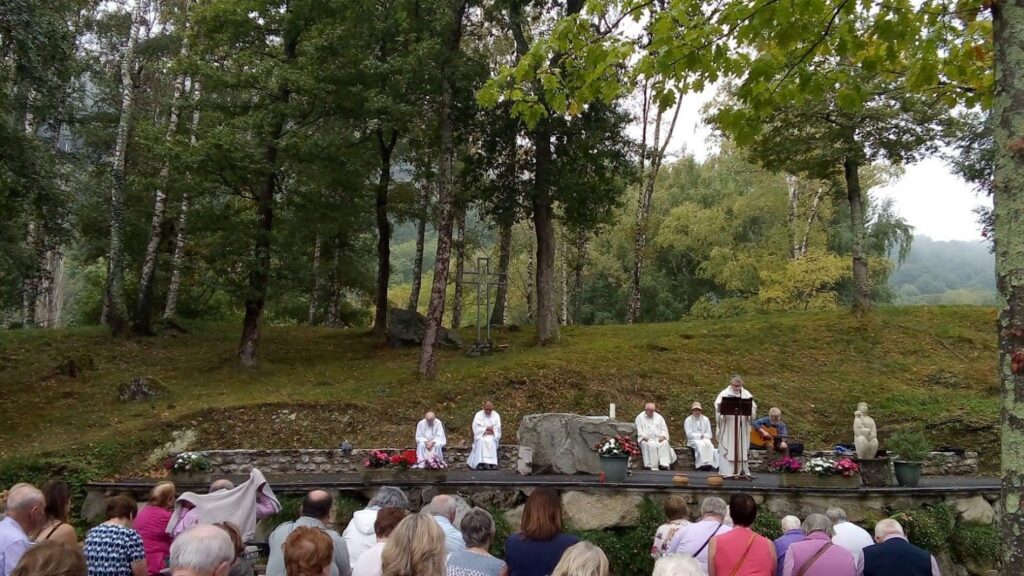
854, 402, 879, 460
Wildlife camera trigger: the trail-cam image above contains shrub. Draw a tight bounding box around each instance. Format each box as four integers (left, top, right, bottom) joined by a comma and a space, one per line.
887, 430, 931, 462
891, 503, 955, 553
489, 507, 514, 559
576, 497, 665, 576
951, 523, 1000, 567
751, 509, 782, 540
263, 495, 302, 533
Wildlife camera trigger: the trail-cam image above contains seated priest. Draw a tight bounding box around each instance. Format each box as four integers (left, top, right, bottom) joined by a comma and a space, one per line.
751, 407, 804, 461
415, 411, 447, 468
635, 403, 677, 471
684, 402, 719, 471
467, 401, 501, 470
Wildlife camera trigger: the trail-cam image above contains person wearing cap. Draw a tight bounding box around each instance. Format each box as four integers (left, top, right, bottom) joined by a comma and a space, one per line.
684, 402, 719, 470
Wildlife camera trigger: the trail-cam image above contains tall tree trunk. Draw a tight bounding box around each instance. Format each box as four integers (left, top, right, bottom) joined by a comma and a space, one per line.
787, 175, 801, 260
135, 7, 190, 334
799, 185, 824, 258
164, 82, 201, 320
104, 0, 144, 336
559, 233, 568, 326
238, 30, 296, 367
844, 156, 870, 314
308, 232, 321, 325
525, 236, 534, 322
626, 98, 683, 324
373, 129, 398, 337
327, 235, 342, 327
490, 220, 512, 326
571, 229, 587, 323
407, 183, 430, 312
451, 208, 467, 329
993, 2, 1024, 570
418, 0, 469, 377
39, 248, 65, 328
20, 90, 40, 328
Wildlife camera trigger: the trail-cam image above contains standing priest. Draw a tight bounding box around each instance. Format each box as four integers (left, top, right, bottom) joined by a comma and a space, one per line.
415, 411, 447, 468
468, 401, 501, 470
635, 403, 677, 470
715, 375, 757, 477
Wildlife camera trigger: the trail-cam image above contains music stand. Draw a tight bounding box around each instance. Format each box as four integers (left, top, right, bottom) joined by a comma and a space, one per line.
719, 397, 754, 480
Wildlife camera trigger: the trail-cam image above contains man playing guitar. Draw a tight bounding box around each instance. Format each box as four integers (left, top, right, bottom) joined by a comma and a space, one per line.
751, 407, 801, 462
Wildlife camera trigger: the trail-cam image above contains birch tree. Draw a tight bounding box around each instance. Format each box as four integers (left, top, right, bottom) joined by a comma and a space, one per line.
163, 82, 201, 321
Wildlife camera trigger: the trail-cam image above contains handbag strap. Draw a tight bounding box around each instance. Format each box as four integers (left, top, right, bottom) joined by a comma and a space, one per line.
795, 542, 834, 576
727, 533, 758, 576
693, 521, 723, 557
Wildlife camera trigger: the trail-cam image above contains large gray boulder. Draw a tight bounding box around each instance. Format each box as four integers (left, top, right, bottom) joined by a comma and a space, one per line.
516, 413, 636, 475
387, 308, 461, 350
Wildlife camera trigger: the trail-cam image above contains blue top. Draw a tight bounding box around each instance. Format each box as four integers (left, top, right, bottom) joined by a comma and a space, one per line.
504, 533, 579, 576
446, 549, 507, 576
84, 524, 145, 576
773, 529, 806, 576
0, 516, 31, 576
752, 417, 788, 436
433, 516, 467, 554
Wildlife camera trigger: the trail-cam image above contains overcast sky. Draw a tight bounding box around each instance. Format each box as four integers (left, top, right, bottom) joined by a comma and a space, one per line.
656, 91, 990, 244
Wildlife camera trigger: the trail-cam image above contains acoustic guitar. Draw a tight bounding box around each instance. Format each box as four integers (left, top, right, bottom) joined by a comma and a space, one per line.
749, 424, 785, 449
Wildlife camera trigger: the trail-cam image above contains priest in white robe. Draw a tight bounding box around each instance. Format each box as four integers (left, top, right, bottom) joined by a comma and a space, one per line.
635, 403, 677, 470
715, 375, 757, 477
467, 401, 501, 470
684, 402, 719, 470
415, 411, 447, 468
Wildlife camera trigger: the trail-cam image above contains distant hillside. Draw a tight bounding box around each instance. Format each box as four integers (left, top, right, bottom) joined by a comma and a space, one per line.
890, 236, 996, 305
0, 306, 1000, 480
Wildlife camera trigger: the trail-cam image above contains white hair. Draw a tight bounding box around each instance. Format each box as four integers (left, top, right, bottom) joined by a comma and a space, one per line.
802, 514, 834, 536
825, 507, 848, 523
209, 479, 235, 492
874, 518, 905, 539
652, 555, 704, 576
769, 407, 781, 417
700, 497, 728, 518
780, 515, 801, 531
5, 484, 43, 513
428, 494, 457, 520
170, 525, 235, 575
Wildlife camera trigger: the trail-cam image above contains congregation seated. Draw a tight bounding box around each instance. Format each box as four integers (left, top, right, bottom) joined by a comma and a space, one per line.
11, 540, 86, 576
782, 514, 856, 576
352, 507, 408, 576
651, 496, 690, 559
826, 507, 873, 566
344, 487, 410, 569
706, 494, 776, 576
773, 515, 804, 576
635, 403, 677, 471
381, 513, 446, 576
550, 542, 608, 576
446, 508, 508, 576
504, 488, 579, 576
284, 526, 334, 576
863, 519, 941, 576
665, 497, 731, 571
169, 525, 235, 576
268, 490, 351, 576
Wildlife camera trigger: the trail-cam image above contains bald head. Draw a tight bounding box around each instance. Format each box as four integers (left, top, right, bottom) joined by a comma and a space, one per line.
645, 403, 656, 416
5, 484, 45, 533
209, 479, 234, 493
301, 489, 334, 522
425, 412, 436, 424
428, 494, 457, 522
170, 525, 234, 576
874, 519, 906, 541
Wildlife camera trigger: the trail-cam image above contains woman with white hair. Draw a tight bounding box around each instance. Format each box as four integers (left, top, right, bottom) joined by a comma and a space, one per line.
781, 514, 855, 576
344, 487, 409, 568
550, 542, 608, 576
652, 555, 705, 576
773, 515, 804, 576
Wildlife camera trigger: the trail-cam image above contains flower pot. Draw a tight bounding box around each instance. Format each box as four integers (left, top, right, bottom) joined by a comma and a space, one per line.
170, 471, 211, 486
706, 474, 724, 487
893, 461, 923, 487
672, 474, 689, 486
856, 458, 894, 487
599, 455, 629, 483
778, 474, 860, 489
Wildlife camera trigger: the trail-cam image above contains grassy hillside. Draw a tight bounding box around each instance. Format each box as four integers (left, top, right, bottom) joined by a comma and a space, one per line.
0, 306, 1001, 477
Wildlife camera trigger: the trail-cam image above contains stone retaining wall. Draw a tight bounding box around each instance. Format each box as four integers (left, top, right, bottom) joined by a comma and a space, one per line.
201, 446, 520, 475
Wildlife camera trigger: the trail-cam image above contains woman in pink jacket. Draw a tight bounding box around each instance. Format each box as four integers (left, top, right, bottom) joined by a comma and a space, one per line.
133, 482, 176, 576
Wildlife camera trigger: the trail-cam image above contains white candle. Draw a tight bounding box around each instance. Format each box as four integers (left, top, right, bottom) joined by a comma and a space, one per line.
609, 403, 616, 419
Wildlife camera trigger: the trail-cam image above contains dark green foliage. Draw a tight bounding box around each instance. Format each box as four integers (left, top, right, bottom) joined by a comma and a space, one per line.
575, 497, 665, 576
951, 523, 1001, 566
891, 503, 956, 554
264, 495, 303, 533
752, 508, 783, 541
488, 507, 514, 560
887, 430, 932, 462
334, 493, 365, 528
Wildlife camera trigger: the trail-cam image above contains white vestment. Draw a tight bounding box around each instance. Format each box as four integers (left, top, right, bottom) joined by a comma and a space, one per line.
635, 412, 677, 470
715, 387, 756, 476
684, 414, 719, 469
415, 418, 447, 467
467, 410, 501, 469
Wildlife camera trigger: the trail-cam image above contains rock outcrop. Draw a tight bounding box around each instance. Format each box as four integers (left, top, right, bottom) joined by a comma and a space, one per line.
516, 413, 636, 475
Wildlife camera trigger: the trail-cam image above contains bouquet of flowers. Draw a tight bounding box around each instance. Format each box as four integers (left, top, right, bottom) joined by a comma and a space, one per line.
595, 435, 640, 458
389, 450, 419, 469
165, 452, 211, 473
364, 450, 391, 469
769, 456, 803, 474
802, 456, 861, 477
421, 455, 447, 470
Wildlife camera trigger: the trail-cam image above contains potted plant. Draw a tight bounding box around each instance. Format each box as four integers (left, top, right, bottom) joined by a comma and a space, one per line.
361, 449, 446, 483
887, 430, 931, 487
594, 435, 640, 483
776, 456, 861, 489
165, 452, 212, 485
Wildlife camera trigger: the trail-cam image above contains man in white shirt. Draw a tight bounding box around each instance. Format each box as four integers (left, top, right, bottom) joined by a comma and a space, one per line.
468, 401, 501, 470
665, 497, 732, 573
827, 507, 874, 567
683, 402, 719, 470
0, 484, 44, 576
415, 412, 447, 468
635, 403, 677, 471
